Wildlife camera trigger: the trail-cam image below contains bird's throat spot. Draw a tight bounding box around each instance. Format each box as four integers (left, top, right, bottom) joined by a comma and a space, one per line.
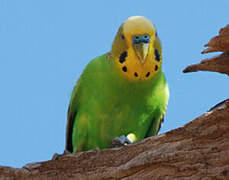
122, 66, 127, 72
119, 51, 127, 63
118, 50, 159, 80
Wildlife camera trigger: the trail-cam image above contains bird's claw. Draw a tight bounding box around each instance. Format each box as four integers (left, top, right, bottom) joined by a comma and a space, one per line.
110, 135, 132, 148
52, 150, 72, 160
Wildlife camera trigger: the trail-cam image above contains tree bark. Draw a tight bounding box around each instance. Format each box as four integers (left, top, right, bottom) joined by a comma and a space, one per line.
1, 25, 229, 180
183, 24, 229, 76
0, 100, 229, 180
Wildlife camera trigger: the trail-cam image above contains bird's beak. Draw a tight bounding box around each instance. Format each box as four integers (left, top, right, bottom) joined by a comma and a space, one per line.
133, 43, 149, 64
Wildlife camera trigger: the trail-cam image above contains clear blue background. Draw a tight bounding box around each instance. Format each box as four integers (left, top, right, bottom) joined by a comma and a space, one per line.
0, 0, 228, 167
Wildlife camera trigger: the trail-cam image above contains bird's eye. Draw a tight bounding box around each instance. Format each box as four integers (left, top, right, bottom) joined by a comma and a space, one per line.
143, 35, 150, 39
121, 34, 125, 40
135, 36, 139, 39
155, 32, 158, 37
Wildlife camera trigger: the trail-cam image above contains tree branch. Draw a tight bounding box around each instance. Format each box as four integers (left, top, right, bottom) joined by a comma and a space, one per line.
183, 53, 229, 75
0, 100, 229, 179
183, 24, 229, 75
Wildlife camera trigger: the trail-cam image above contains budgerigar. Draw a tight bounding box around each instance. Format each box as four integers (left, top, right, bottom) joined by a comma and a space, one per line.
66, 16, 169, 153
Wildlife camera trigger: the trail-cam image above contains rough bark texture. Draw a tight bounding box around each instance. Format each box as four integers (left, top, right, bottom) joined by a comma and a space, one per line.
183, 24, 229, 75
182, 53, 229, 75
201, 24, 229, 54
0, 101, 229, 180
1, 25, 229, 180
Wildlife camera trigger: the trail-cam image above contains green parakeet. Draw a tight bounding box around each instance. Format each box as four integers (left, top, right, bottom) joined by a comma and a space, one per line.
66, 16, 169, 153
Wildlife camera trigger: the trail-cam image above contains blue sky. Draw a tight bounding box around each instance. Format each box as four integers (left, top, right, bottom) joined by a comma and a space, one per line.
0, 0, 229, 167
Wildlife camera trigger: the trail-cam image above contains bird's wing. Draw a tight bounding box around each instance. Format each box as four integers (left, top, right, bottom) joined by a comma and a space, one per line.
65, 82, 80, 153
145, 74, 169, 138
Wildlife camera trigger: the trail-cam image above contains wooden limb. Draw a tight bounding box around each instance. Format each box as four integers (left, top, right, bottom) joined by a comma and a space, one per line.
183, 24, 229, 75
183, 53, 229, 75
202, 24, 229, 53
1, 99, 229, 179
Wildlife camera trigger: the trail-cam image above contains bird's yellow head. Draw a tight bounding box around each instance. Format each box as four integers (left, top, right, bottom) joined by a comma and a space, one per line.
111, 16, 162, 80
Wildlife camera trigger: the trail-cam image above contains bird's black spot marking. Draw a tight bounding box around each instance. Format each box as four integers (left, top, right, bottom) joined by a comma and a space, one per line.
134, 72, 138, 77
155, 65, 158, 71
121, 34, 125, 40
146, 72, 150, 77
122, 66, 127, 72
155, 32, 158, 37
119, 51, 127, 63
154, 49, 160, 62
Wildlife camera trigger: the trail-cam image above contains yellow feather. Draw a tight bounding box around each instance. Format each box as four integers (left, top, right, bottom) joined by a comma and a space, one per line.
111, 16, 162, 81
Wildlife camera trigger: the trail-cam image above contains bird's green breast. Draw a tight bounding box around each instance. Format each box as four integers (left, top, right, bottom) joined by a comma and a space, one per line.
71, 53, 168, 151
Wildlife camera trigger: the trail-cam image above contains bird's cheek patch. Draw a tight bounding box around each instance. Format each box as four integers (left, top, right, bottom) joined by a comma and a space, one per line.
154, 49, 160, 62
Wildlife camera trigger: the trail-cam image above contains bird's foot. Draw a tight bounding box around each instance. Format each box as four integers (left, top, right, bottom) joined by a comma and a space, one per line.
110, 135, 132, 148
52, 150, 72, 160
